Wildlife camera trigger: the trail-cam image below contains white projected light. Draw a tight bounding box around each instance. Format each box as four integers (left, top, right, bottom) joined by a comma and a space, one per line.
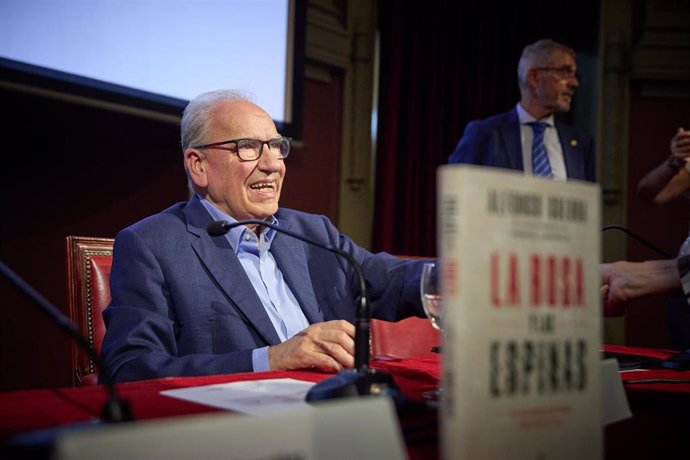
0, 0, 297, 126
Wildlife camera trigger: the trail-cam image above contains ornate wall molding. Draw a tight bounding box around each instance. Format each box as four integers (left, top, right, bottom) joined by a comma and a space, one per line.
632, 0, 690, 97
305, 0, 377, 248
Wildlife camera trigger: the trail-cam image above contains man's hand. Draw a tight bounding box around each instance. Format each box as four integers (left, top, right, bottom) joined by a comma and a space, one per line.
600, 262, 632, 316
268, 320, 355, 372
670, 127, 690, 159
600, 259, 682, 317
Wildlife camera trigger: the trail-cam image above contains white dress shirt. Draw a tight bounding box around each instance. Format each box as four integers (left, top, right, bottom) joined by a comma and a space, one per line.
516, 103, 568, 181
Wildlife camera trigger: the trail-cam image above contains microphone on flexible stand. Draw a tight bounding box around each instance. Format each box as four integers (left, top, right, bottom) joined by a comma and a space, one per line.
0, 261, 132, 423
207, 220, 403, 403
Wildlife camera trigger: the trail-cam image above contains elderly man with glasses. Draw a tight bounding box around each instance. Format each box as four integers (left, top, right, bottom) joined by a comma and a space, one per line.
448, 38, 596, 182
101, 90, 428, 383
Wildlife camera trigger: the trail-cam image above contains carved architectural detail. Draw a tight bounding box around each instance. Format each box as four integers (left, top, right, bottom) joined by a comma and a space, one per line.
632, 0, 690, 86
600, 0, 632, 266
306, 0, 349, 69
305, 0, 377, 247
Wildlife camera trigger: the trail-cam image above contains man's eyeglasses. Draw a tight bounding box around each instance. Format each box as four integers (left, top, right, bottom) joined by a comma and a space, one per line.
534, 66, 579, 81
192, 137, 291, 161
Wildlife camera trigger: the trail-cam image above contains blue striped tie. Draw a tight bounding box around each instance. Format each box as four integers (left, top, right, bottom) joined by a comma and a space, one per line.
529, 122, 552, 178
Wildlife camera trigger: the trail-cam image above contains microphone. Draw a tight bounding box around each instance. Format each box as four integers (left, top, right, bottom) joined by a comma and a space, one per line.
0, 261, 132, 423
207, 220, 403, 403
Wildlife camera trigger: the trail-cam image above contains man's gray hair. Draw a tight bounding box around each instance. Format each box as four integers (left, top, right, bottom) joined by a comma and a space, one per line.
180, 89, 254, 192
180, 89, 254, 152
517, 39, 576, 90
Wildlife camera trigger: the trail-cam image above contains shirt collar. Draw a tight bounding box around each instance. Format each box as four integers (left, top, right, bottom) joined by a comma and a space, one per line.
516, 102, 555, 128
197, 194, 278, 253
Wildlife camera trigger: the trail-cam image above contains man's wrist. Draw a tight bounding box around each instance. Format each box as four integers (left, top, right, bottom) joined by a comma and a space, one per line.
667, 155, 684, 172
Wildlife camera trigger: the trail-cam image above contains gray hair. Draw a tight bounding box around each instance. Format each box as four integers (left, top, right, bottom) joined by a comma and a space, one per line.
180, 89, 254, 152
180, 89, 254, 191
517, 39, 576, 90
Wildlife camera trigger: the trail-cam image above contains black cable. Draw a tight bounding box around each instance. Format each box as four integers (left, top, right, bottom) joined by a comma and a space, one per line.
601, 225, 673, 259
0, 261, 132, 422
51, 388, 101, 418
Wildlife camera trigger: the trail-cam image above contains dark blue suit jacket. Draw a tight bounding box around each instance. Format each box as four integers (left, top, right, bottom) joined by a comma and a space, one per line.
448, 108, 596, 182
101, 196, 426, 382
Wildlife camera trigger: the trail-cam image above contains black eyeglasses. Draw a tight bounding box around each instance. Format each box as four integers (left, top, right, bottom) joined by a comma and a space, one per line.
534, 66, 579, 81
192, 137, 291, 161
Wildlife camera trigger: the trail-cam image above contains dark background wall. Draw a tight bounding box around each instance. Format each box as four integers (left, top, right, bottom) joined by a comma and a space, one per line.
624, 87, 690, 348
0, 88, 185, 390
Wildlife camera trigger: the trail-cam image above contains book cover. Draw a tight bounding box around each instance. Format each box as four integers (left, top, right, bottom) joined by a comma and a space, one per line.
438, 165, 602, 460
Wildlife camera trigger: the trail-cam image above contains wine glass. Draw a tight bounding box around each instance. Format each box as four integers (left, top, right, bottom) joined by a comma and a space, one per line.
420, 262, 442, 331
420, 262, 442, 402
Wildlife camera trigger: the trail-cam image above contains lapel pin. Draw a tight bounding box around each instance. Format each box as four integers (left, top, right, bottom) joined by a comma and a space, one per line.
570, 139, 578, 147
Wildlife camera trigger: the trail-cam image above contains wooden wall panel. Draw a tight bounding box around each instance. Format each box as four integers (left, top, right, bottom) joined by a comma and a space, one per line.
624, 88, 690, 348
0, 88, 188, 390
280, 73, 343, 220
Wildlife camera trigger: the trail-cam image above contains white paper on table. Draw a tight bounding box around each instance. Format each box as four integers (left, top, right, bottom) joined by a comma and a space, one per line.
601, 359, 632, 426
160, 378, 316, 415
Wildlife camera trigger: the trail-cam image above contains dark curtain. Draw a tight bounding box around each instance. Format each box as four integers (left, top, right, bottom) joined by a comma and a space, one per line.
373, 0, 600, 256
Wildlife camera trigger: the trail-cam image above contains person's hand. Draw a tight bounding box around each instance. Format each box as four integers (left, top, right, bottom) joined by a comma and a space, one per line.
600, 262, 632, 317
670, 127, 690, 160
600, 259, 681, 316
267, 320, 355, 372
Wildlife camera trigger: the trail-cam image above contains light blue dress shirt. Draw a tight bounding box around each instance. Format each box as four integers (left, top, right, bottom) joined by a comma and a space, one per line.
199, 196, 310, 371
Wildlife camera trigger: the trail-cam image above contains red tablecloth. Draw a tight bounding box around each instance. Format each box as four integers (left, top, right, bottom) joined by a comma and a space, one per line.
1, 349, 689, 460
0, 355, 440, 457
602, 344, 690, 393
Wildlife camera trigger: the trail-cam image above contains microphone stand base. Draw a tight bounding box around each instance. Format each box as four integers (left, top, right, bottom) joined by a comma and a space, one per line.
305, 368, 404, 405
102, 398, 133, 423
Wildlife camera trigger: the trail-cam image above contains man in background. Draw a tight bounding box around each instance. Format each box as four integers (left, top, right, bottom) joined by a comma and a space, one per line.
448, 38, 595, 182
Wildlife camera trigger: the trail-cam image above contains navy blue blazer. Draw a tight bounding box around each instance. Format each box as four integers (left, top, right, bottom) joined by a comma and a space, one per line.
101, 196, 426, 382
448, 108, 596, 182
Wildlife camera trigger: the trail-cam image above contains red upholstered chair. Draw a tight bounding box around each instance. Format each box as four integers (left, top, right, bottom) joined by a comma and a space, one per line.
371, 317, 440, 359
61, 243, 435, 380
65, 236, 114, 386
370, 255, 440, 359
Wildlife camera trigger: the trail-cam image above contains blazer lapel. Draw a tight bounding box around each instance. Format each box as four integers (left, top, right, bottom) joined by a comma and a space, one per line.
269, 221, 324, 324
556, 123, 583, 179
500, 109, 524, 170
183, 199, 281, 345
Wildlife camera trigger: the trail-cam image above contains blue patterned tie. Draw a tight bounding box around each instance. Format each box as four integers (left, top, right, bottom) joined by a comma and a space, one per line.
529, 122, 552, 178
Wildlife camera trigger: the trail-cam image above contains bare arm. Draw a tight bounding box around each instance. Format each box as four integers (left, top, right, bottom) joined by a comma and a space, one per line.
637, 127, 690, 203
600, 259, 682, 316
